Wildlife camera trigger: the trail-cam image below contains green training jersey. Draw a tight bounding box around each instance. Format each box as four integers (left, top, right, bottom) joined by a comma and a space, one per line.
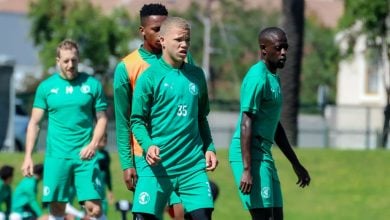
229, 61, 282, 162
131, 58, 215, 176
34, 72, 107, 159
11, 177, 42, 217
114, 46, 195, 170
0, 179, 11, 214
113, 46, 161, 170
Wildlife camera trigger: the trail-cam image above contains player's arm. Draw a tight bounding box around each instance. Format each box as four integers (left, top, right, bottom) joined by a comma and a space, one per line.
28, 187, 44, 218
197, 71, 217, 171
239, 111, 253, 194
237, 72, 264, 194
22, 108, 45, 177
80, 110, 108, 160
200, 117, 217, 171
113, 62, 135, 170
113, 62, 139, 190
80, 77, 108, 160
274, 122, 311, 187
131, 73, 160, 166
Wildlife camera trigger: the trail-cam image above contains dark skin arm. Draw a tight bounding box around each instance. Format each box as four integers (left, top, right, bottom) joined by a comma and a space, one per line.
239, 112, 253, 194
274, 122, 311, 187
123, 168, 138, 191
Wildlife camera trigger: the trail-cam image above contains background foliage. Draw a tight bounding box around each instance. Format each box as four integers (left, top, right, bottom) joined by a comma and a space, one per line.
28, 0, 134, 74
26, 0, 339, 107
301, 18, 339, 105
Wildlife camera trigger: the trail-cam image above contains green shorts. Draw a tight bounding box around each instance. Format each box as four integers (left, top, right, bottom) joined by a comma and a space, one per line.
230, 160, 283, 209
132, 169, 213, 218
168, 192, 181, 206
42, 156, 103, 203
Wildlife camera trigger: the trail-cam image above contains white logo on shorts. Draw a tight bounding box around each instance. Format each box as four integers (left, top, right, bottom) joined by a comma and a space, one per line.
261, 187, 271, 199
139, 192, 150, 205
43, 186, 50, 196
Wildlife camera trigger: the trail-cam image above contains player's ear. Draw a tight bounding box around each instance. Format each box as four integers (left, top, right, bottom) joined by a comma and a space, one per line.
260, 44, 267, 57
160, 35, 165, 49
139, 26, 145, 38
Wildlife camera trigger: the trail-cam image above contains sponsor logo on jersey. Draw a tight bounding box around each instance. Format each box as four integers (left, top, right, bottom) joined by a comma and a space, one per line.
66, 86, 73, 94
50, 88, 59, 94
261, 186, 271, 199
189, 83, 198, 95
139, 192, 150, 205
81, 84, 91, 93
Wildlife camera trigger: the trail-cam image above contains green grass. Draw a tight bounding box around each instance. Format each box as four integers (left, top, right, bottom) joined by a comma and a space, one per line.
1, 148, 390, 220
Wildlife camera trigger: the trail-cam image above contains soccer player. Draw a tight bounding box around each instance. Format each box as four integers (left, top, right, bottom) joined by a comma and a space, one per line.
95, 133, 114, 215
130, 16, 218, 220
21, 39, 108, 220
0, 165, 14, 220
229, 27, 311, 220
113, 3, 194, 193
9, 164, 46, 220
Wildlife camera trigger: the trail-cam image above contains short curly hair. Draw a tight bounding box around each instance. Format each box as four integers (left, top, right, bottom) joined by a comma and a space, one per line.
140, 3, 168, 24
0, 165, 14, 180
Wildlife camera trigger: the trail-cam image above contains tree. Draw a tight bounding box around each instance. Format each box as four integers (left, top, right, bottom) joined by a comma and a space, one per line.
280, 0, 305, 146
173, 0, 280, 102
301, 19, 339, 106
338, 0, 389, 147
28, 0, 133, 75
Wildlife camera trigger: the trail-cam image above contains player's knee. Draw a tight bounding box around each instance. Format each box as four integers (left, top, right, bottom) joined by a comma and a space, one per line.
186, 208, 213, 220
50, 202, 67, 216
133, 212, 159, 220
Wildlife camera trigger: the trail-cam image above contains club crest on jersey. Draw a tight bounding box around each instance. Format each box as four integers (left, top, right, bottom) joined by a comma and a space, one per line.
43, 186, 50, 196
139, 192, 150, 205
189, 83, 198, 95
261, 187, 271, 199
81, 84, 91, 94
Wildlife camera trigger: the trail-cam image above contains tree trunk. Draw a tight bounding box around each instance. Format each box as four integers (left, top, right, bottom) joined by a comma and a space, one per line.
280, 0, 305, 146
381, 37, 390, 148
381, 102, 390, 148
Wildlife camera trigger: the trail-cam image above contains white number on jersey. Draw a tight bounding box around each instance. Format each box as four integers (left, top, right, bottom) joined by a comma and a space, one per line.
177, 105, 188, 117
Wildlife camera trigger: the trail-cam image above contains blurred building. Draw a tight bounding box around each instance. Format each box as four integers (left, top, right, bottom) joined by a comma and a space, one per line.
326, 21, 386, 149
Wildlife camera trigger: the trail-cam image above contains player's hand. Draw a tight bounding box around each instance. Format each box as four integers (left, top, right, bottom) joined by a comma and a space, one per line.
79, 144, 96, 160
123, 168, 138, 191
205, 151, 218, 171
239, 170, 253, 194
21, 156, 34, 177
293, 163, 311, 188
146, 146, 161, 166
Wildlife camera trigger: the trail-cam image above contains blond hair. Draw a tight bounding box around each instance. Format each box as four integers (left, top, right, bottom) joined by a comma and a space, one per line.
56, 39, 79, 58
159, 16, 190, 37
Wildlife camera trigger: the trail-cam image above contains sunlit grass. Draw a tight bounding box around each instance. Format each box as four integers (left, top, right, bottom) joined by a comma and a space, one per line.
1, 148, 390, 220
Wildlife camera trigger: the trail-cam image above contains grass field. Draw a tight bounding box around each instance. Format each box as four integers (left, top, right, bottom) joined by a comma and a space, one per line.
1, 148, 390, 220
